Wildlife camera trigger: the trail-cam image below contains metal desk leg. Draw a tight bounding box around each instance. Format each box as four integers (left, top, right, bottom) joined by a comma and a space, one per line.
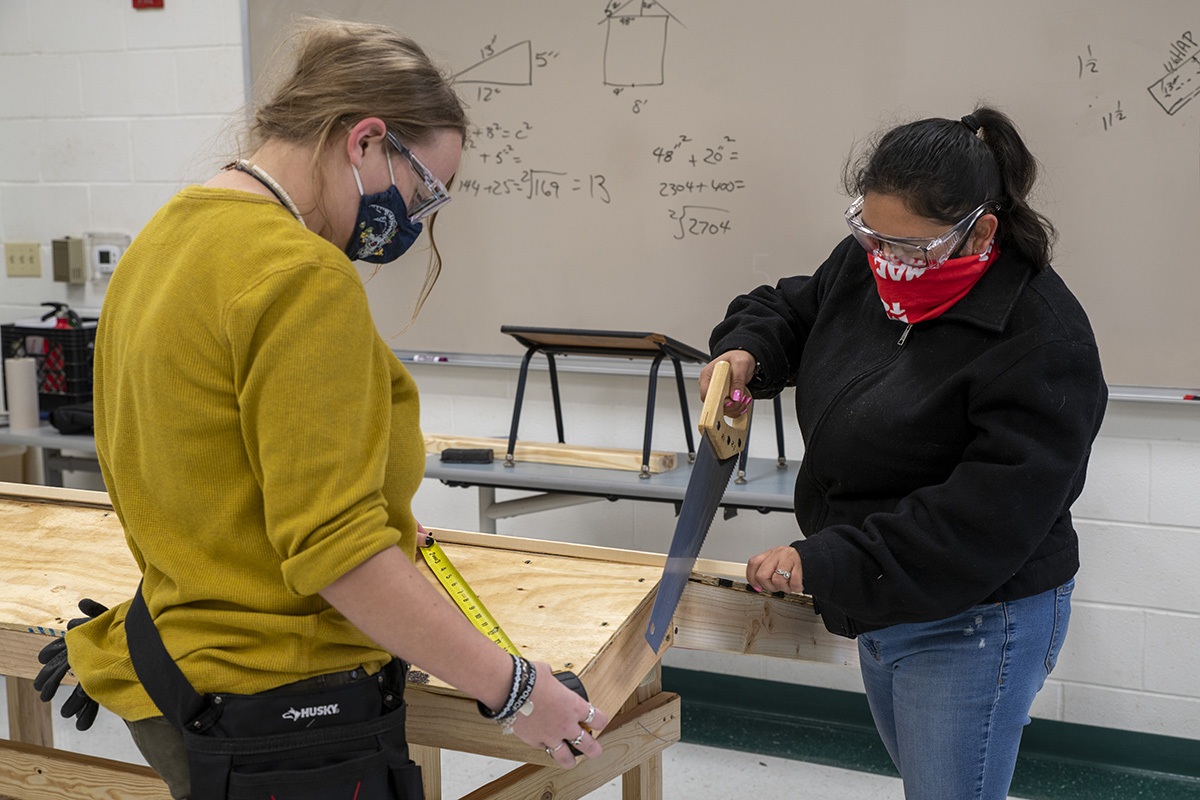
546, 353, 565, 444
671, 356, 696, 463
735, 410, 754, 485
42, 448, 63, 487
478, 486, 498, 534
505, 348, 539, 467
640, 354, 665, 479
773, 394, 787, 468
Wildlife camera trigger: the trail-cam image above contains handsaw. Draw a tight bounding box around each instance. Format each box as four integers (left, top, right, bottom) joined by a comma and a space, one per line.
645, 359, 750, 653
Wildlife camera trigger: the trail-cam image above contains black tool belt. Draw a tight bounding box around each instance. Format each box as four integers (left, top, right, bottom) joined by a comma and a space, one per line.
125, 582, 423, 800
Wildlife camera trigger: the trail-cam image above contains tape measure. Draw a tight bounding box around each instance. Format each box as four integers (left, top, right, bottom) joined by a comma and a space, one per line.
420, 536, 522, 657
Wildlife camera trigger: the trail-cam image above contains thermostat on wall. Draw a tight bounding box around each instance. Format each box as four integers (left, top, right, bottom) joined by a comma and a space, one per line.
84, 232, 131, 279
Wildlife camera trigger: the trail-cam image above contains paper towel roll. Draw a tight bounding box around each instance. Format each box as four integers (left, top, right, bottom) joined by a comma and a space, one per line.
4, 357, 40, 430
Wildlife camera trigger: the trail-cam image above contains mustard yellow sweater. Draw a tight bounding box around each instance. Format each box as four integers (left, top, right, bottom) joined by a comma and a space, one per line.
67, 186, 424, 721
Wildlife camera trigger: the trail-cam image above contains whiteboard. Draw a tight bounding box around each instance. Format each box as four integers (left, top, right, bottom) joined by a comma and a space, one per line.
247, 0, 1200, 388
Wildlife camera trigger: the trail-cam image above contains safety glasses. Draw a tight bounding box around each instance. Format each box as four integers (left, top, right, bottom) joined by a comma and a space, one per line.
386, 132, 451, 223
845, 195, 997, 268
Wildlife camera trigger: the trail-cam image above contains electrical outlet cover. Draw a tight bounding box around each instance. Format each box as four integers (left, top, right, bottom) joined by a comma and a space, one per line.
5, 242, 41, 278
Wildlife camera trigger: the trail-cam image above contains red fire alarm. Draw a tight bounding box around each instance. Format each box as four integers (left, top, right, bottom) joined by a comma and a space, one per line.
133, 0, 164, 8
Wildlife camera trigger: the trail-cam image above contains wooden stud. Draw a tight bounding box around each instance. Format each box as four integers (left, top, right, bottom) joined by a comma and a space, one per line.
424, 434, 677, 474
6, 677, 53, 749
455, 692, 680, 800
410, 743, 442, 800
621, 664, 663, 800
672, 580, 860, 667
0, 739, 170, 800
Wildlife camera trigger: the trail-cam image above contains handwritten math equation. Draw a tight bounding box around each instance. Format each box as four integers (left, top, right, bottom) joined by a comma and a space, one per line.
459, 120, 743, 240
651, 134, 739, 166
457, 171, 612, 204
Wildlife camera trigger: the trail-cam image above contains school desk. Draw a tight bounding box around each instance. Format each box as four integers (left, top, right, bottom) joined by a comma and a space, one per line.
425, 451, 798, 534
0, 482, 856, 800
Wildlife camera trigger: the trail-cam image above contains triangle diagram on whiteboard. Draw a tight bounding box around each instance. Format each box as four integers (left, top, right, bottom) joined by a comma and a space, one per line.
455, 41, 533, 85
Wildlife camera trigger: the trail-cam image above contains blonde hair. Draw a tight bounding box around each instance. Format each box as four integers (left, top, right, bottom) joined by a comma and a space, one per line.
249, 18, 469, 324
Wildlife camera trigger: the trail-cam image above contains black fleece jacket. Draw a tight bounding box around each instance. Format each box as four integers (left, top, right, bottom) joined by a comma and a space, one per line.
710, 235, 1107, 638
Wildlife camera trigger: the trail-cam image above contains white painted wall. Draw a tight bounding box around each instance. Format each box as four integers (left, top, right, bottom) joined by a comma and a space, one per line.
1, 0, 1196, 761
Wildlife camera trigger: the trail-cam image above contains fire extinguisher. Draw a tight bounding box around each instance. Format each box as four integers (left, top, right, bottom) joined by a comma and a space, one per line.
38, 302, 81, 395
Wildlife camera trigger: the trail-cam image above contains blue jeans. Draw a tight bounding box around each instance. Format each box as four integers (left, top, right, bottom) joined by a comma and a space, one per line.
858, 580, 1073, 800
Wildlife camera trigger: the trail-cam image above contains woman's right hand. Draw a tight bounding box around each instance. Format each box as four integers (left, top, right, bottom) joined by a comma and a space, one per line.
699, 349, 757, 418
510, 661, 609, 768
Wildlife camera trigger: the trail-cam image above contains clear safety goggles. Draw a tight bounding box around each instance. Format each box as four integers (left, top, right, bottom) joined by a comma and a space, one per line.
845, 194, 997, 268
386, 132, 452, 223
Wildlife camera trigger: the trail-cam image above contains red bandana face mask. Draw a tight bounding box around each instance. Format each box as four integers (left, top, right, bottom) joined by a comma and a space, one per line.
868, 242, 999, 324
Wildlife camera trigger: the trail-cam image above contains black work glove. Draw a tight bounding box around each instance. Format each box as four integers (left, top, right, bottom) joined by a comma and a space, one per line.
32, 598, 109, 731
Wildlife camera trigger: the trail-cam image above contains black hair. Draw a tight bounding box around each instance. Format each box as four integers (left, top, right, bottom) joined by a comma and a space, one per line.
843, 106, 1057, 269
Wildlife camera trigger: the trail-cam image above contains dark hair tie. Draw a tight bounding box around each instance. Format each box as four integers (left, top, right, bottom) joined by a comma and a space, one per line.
960, 114, 982, 135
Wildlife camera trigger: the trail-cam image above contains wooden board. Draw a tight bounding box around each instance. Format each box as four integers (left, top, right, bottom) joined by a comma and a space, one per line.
0, 490, 136, 637
0, 739, 170, 800
0, 486, 665, 717
0, 485, 858, 676
424, 434, 677, 473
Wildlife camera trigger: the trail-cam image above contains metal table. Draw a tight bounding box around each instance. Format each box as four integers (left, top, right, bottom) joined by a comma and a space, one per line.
426, 451, 798, 533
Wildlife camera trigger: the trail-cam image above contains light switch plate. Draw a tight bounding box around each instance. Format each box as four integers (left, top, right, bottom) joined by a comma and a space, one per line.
5, 242, 41, 278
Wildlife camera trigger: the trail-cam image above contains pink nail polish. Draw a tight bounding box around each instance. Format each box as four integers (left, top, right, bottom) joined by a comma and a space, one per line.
731, 390, 742, 402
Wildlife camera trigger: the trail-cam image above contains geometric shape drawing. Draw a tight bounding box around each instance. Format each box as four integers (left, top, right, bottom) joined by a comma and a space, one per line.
455, 41, 533, 86
601, 0, 681, 88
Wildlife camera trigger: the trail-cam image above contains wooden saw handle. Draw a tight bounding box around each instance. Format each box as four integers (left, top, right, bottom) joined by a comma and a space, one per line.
698, 360, 751, 460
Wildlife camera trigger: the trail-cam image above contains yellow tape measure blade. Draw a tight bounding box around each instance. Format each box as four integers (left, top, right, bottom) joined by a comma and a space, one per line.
420, 539, 522, 657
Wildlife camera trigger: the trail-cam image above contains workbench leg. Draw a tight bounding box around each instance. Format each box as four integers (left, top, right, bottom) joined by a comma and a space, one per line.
621, 663, 664, 800
6, 677, 53, 748
410, 743, 441, 800
478, 486, 497, 534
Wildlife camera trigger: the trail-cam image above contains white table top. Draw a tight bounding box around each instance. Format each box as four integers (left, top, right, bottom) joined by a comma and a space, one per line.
0, 421, 97, 453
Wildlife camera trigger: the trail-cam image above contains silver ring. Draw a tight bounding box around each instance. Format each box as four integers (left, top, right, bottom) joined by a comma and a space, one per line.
570, 730, 587, 747
582, 703, 596, 726
775, 568, 791, 580
545, 742, 565, 755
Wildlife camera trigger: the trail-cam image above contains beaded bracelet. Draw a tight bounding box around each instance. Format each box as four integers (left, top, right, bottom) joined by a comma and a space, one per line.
477, 654, 536, 722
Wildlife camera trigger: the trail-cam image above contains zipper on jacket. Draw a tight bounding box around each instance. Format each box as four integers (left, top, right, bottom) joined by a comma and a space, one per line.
802, 323, 914, 493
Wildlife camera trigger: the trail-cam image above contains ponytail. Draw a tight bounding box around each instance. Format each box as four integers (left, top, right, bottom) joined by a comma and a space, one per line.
844, 105, 1057, 269
970, 107, 1056, 269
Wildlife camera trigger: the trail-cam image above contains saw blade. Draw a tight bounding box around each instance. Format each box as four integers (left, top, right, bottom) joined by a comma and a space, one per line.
643, 360, 750, 653
644, 433, 738, 652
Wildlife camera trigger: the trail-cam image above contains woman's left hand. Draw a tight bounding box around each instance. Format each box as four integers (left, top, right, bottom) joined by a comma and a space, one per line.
746, 546, 804, 594
417, 522, 432, 548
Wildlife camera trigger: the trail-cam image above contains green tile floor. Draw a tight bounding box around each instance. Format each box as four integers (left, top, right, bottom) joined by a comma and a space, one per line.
664, 667, 1200, 800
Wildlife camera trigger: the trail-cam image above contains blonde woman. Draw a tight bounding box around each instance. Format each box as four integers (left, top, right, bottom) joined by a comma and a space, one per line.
34, 19, 605, 800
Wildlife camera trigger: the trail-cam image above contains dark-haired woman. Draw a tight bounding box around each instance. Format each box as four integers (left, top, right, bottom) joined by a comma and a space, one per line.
701, 108, 1106, 799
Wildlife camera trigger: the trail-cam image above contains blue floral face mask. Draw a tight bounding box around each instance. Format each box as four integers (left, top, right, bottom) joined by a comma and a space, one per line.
345, 147, 423, 263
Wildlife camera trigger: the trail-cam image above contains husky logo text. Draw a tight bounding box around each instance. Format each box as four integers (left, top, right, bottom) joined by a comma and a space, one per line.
281, 703, 341, 722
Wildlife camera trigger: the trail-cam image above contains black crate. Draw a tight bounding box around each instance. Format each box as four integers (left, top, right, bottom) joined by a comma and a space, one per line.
1, 323, 97, 413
